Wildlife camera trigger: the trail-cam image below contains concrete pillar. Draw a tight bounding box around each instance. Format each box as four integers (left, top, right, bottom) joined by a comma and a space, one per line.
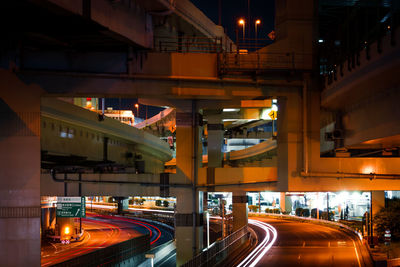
116, 197, 129, 214
279, 192, 292, 214
175, 104, 203, 265
277, 93, 302, 191
0, 69, 42, 266
207, 114, 224, 168
207, 113, 224, 192
56, 217, 75, 239
371, 191, 385, 240
232, 191, 248, 231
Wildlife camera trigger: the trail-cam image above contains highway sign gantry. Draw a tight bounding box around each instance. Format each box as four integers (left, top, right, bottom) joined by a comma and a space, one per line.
56, 196, 86, 218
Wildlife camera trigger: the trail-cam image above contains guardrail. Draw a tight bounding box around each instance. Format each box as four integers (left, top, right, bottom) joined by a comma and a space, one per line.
253, 213, 363, 240
155, 36, 223, 53
220, 51, 308, 72
182, 225, 249, 267
52, 234, 150, 267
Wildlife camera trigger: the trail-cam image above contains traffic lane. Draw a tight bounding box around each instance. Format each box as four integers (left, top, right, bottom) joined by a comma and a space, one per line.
250, 217, 365, 267
41, 217, 132, 266
92, 214, 173, 247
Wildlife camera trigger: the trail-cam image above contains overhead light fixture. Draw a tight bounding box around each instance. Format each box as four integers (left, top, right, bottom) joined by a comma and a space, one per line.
223, 108, 240, 112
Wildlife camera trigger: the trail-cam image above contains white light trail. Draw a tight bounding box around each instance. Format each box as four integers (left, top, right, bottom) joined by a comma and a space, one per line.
87, 204, 174, 213
237, 219, 277, 267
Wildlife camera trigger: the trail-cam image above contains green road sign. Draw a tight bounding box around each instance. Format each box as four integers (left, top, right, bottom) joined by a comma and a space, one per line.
56, 197, 86, 218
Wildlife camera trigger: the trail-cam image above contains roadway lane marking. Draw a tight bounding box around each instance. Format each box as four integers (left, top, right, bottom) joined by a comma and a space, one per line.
352, 240, 361, 267
237, 219, 277, 267
157, 252, 176, 266
270, 246, 354, 249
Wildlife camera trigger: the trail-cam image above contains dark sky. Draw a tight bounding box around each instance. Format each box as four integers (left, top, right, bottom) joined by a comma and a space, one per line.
104, 98, 163, 119
190, 0, 275, 43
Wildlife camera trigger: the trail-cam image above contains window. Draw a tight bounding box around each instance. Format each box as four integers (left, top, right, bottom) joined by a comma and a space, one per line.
68, 128, 75, 138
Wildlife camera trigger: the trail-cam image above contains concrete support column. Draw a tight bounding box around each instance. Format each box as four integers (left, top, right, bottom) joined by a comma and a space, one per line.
56, 217, 75, 239
371, 191, 385, 240
279, 192, 292, 213
207, 113, 224, 192
207, 115, 224, 168
175, 104, 203, 265
116, 197, 129, 214
277, 93, 302, 191
0, 70, 43, 266
232, 191, 248, 231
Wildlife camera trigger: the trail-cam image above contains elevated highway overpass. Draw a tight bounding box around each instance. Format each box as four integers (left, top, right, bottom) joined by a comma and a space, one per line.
1, 0, 400, 266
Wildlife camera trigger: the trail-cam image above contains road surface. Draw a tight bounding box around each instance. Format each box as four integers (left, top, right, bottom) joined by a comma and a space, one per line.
247, 217, 371, 267
41, 213, 173, 266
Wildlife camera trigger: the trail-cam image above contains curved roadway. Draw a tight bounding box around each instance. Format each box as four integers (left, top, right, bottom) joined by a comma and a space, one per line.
41, 213, 173, 266
247, 217, 372, 267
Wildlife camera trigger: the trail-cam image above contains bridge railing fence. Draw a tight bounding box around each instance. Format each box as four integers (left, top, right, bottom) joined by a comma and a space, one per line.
181, 225, 249, 267
219, 51, 311, 72
155, 36, 224, 53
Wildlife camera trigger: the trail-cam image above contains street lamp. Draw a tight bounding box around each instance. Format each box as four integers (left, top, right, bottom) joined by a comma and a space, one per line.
135, 103, 139, 117
238, 19, 245, 42
255, 19, 261, 48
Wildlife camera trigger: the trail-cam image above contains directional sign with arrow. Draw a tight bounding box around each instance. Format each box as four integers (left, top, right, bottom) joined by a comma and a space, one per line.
268, 110, 277, 120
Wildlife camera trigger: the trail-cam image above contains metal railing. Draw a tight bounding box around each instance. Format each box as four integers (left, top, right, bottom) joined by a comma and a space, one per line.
220, 51, 309, 72
182, 225, 249, 267
155, 36, 224, 53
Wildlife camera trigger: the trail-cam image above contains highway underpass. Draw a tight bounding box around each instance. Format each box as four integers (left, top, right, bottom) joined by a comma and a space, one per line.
1, 0, 400, 266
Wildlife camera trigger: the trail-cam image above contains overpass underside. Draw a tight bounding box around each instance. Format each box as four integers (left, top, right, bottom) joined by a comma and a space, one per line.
1, 0, 400, 266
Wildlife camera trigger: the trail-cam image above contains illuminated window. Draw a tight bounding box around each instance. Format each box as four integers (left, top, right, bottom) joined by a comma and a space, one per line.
68, 128, 75, 138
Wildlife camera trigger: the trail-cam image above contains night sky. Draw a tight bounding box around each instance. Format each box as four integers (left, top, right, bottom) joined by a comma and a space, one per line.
104, 98, 163, 120
190, 0, 275, 43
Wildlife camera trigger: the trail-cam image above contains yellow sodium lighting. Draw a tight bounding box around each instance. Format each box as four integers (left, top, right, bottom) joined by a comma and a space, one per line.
361, 165, 374, 174
64, 226, 70, 235
255, 19, 261, 25
238, 19, 245, 25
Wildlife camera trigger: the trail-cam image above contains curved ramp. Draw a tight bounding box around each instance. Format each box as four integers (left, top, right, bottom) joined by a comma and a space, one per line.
134, 107, 175, 130
41, 98, 172, 165
165, 139, 276, 166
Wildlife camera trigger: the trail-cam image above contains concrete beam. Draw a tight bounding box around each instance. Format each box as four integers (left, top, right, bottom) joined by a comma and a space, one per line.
18, 70, 302, 99
48, 0, 153, 48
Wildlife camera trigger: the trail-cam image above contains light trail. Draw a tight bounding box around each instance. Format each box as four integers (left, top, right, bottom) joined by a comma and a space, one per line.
92, 214, 162, 245
87, 203, 174, 213
237, 219, 277, 267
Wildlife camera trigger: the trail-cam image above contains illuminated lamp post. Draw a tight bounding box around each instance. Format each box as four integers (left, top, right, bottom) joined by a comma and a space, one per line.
135, 103, 139, 117
238, 19, 245, 42
255, 19, 261, 49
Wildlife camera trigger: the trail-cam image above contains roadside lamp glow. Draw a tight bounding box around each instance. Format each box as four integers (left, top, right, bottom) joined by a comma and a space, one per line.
64, 226, 70, 235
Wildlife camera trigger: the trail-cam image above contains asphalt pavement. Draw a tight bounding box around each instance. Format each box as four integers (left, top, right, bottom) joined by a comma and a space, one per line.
41, 213, 174, 266
249, 217, 372, 267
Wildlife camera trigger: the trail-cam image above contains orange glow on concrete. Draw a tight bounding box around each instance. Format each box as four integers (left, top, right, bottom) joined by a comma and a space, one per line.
361, 165, 375, 174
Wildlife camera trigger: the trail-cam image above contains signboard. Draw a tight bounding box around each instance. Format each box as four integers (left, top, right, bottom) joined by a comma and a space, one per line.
384, 229, 391, 245
268, 110, 277, 120
57, 197, 86, 218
